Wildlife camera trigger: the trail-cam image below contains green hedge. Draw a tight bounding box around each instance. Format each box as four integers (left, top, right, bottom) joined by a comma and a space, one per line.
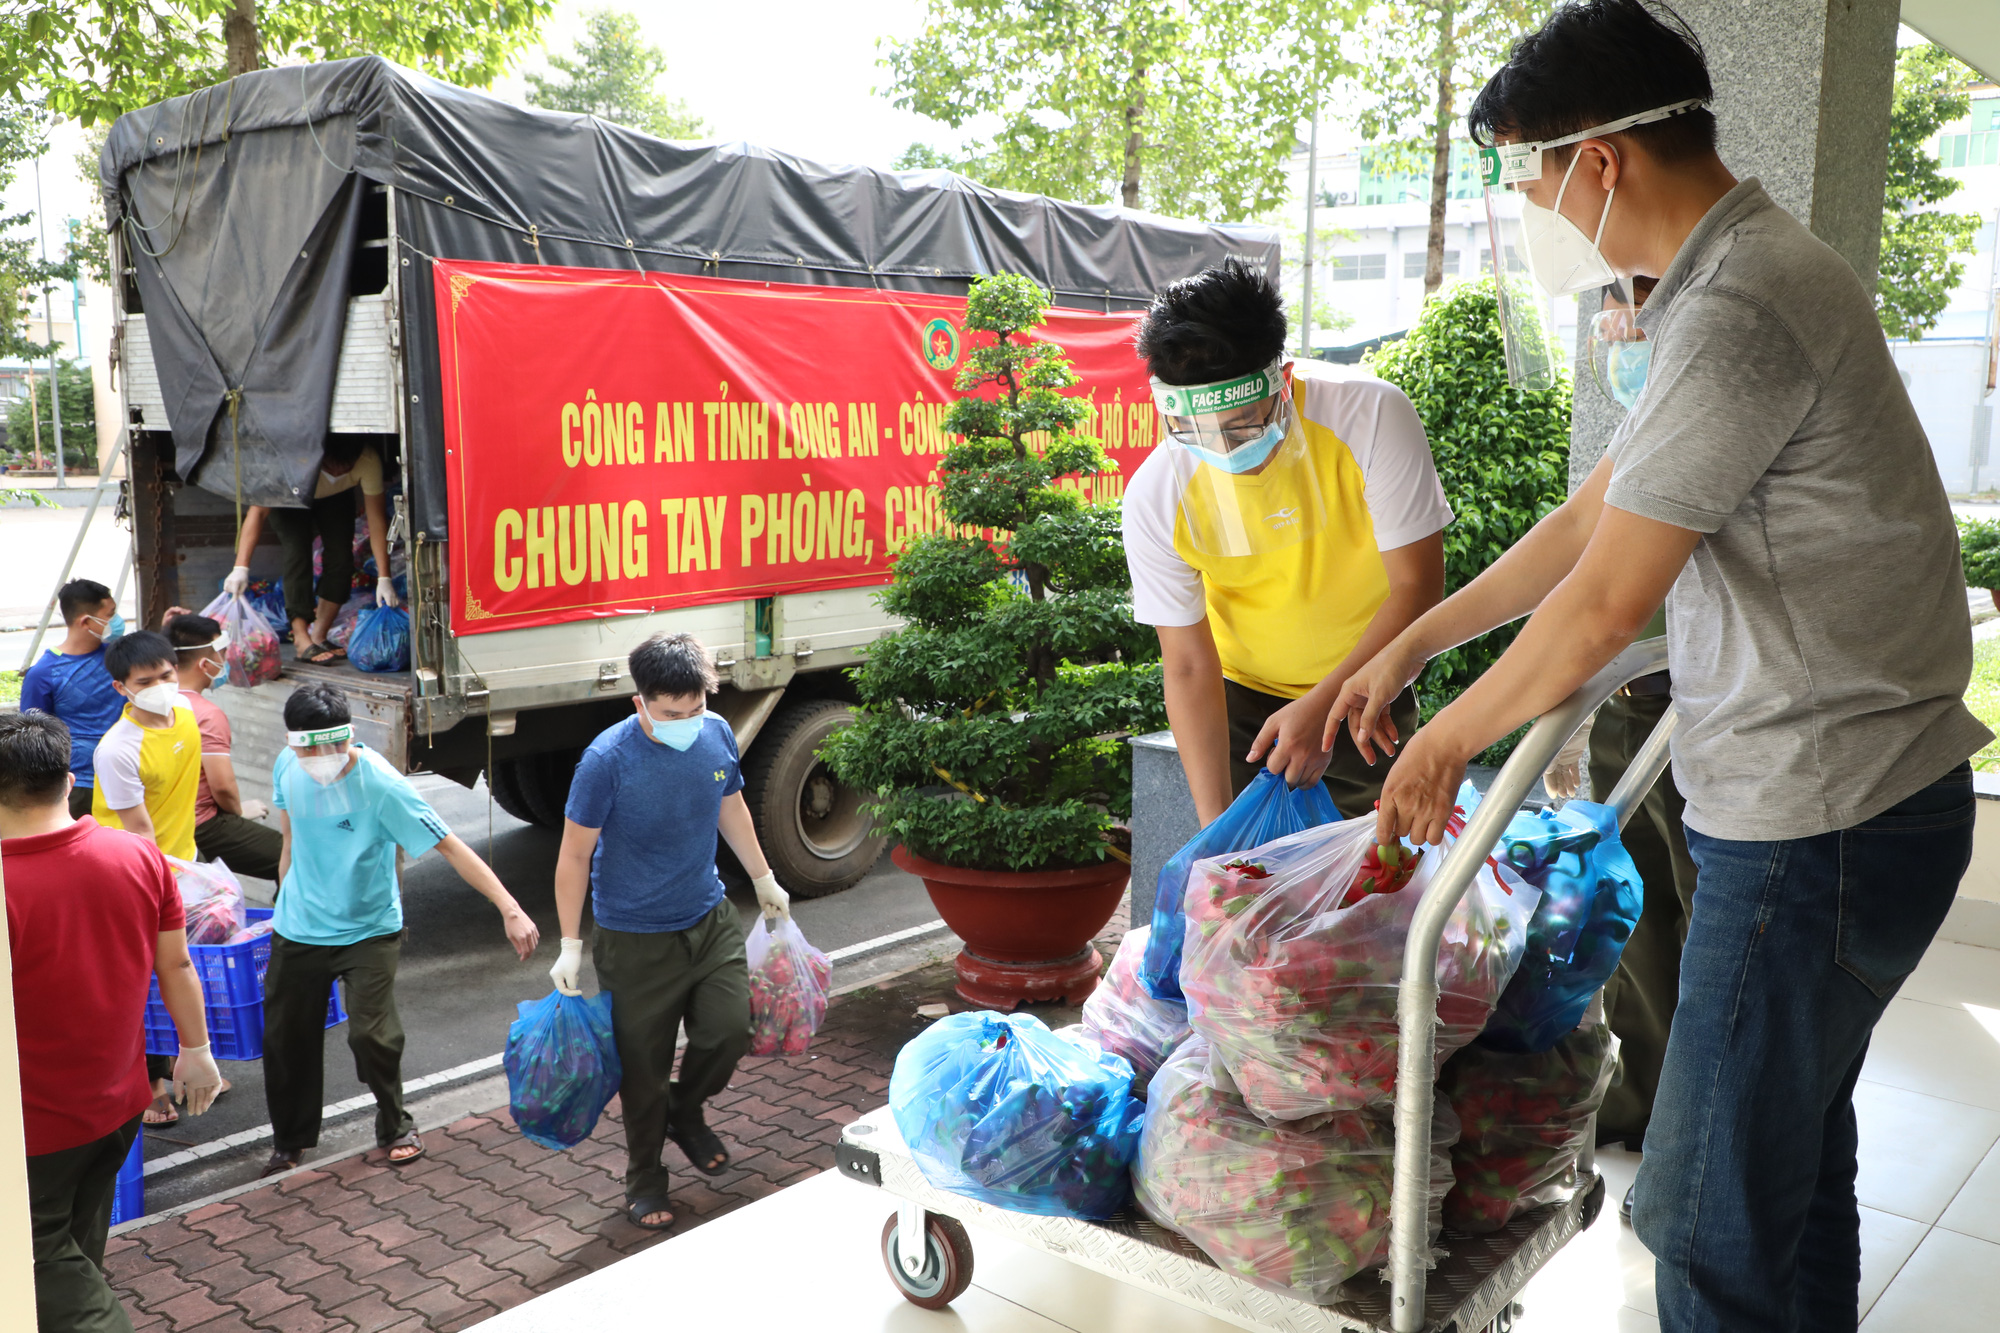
1366, 280, 1571, 763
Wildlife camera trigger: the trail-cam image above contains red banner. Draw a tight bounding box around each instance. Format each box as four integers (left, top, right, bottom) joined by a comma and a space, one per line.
433, 260, 1163, 636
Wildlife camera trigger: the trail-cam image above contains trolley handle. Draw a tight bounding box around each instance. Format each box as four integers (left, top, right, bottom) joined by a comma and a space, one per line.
1384, 636, 1676, 1332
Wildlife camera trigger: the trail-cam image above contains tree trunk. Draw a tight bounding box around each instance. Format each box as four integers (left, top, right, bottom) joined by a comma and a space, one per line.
224, 0, 261, 77
1121, 65, 1146, 209
1423, 0, 1456, 296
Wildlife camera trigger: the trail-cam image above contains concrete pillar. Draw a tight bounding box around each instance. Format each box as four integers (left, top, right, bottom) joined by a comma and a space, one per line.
1128, 732, 1199, 934
1570, 0, 1902, 482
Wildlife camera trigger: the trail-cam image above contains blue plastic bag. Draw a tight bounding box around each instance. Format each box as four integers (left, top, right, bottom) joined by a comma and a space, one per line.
1458, 782, 1643, 1053
349, 605, 410, 673
890, 1011, 1144, 1219
504, 991, 623, 1150
1140, 770, 1341, 1001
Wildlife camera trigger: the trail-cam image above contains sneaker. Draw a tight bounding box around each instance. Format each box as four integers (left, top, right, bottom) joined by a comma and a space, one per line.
1620, 1183, 1636, 1225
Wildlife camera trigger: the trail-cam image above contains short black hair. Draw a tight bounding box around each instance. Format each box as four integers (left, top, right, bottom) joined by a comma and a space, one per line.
58, 578, 113, 625
1468, 1, 1715, 164
322, 435, 366, 468
0, 712, 73, 809
167, 613, 223, 666
104, 630, 176, 683
1134, 256, 1288, 386
283, 681, 352, 731
629, 632, 718, 700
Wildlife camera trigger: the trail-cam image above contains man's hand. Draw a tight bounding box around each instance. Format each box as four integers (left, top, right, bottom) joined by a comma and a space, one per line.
501, 906, 540, 960
1246, 690, 1336, 788
1327, 636, 1429, 765
1543, 715, 1594, 801
1372, 717, 1477, 848
752, 872, 790, 921
174, 1042, 224, 1116
376, 577, 400, 609
239, 798, 269, 821
159, 606, 192, 628
549, 937, 584, 995
223, 566, 250, 597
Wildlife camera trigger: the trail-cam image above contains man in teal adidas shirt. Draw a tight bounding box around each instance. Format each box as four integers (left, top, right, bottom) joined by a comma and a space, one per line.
260, 682, 540, 1176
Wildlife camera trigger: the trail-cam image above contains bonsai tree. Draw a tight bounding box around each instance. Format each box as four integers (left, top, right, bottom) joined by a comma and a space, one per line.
822, 272, 1165, 871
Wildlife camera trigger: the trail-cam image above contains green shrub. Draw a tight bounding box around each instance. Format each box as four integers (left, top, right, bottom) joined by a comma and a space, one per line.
821, 273, 1165, 871
1959, 516, 2000, 592
4, 359, 96, 471
1366, 279, 1571, 762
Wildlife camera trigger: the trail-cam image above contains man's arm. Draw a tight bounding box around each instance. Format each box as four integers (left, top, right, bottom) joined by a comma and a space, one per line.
154, 928, 209, 1050
434, 833, 540, 959
113, 802, 157, 843
1329, 454, 1615, 759
1372, 503, 1700, 845
1157, 621, 1234, 827
1246, 532, 1445, 785
554, 819, 601, 941
276, 809, 291, 885
203, 753, 248, 817
717, 791, 772, 877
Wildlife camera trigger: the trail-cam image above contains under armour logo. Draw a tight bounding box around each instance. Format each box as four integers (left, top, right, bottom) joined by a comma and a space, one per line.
713, 769, 726, 782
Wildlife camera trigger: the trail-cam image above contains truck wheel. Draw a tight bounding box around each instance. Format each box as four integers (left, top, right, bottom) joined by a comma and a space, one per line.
743, 699, 885, 899
485, 759, 539, 827
492, 750, 581, 831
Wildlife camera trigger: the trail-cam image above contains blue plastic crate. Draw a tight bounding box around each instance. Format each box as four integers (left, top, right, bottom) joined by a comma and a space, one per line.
109, 1132, 142, 1226
145, 908, 346, 1061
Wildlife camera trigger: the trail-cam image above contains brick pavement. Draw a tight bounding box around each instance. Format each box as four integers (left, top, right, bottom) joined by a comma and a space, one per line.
103, 965, 957, 1333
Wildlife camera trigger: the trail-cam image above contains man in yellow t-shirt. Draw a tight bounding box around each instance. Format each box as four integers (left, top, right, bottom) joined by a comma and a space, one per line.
90, 631, 202, 862
1123, 259, 1452, 823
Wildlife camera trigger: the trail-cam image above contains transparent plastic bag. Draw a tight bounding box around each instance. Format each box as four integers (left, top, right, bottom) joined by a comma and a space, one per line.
746, 915, 833, 1056
326, 589, 376, 650
890, 1011, 1143, 1220
1441, 1019, 1617, 1232
1475, 790, 1644, 1054
198, 591, 282, 687
1181, 807, 1537, 1121
1134, 1037, 1457, 1302
224, 917, 275, 946
1141, 770, 1340, 1001
1079, 926, 1189, 1083
504, 990, 624, 1150
167, 856, 247, 945
349, 606, 410, 673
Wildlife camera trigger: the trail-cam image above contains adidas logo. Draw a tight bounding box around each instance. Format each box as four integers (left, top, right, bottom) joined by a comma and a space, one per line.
335, 818, 356, 831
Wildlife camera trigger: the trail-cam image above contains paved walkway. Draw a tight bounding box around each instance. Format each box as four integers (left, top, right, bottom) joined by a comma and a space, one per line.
103, 965, 959, 1332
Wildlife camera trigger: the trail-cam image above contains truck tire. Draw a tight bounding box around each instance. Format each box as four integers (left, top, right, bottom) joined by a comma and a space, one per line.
742, 699, 886, 899
491, 750, 581, 831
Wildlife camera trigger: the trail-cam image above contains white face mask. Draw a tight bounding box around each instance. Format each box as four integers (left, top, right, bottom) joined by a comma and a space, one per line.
298, 753, 350, 786
1519, 149, 1619, 298
127, 682, 179, 716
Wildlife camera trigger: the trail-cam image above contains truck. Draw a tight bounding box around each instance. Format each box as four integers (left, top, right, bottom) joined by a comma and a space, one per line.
95, 57, 1279, 895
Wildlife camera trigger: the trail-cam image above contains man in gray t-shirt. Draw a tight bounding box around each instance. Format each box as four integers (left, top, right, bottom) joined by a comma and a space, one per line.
1319, 4, 1987, 1330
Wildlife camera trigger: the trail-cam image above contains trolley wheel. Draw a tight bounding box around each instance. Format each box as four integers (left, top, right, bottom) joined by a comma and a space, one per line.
880, 1210, 974, 1309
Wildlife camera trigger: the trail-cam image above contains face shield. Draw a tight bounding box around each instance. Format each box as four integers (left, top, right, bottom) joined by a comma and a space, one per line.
286, 724, 364, 817
1586, 303, 1650, 410
1151, 362, 1326, 558
1478, 98, 1706, 390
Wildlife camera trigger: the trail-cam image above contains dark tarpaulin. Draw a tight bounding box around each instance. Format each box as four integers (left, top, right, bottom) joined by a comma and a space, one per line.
103, 57, 1281, 532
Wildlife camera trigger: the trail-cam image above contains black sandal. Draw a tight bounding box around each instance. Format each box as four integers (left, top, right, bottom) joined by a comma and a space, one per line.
297, 640, 343, 665
668, 1123, 730, 1176
384, 1130, 425, 1165
260, 1149, 303, 1178
625, 1195, 676, 1230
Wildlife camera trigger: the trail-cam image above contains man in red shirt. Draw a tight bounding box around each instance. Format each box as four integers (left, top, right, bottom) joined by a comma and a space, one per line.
163, 613, 282, 882
1, 711, 223, 1332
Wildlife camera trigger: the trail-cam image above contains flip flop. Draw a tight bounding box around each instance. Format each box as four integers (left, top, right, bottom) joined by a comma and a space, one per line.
142, 1095, 178, 1127
297, 640, 344, 665
667, 1123, 730, 1177
625, 1195, 675, 1230
385, 1130, 425, 1165
260, 1149, 303, 1178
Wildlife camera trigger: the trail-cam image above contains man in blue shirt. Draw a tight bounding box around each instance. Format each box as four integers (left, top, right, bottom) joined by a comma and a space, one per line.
551, 632, 789, 1231
261, 682, 540, 1176
19, 579, 126, 817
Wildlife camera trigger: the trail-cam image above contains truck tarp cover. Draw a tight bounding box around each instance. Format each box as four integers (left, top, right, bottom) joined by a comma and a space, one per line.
100, 57, 1280, 532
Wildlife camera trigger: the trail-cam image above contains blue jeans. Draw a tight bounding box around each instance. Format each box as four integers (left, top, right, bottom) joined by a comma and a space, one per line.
1632, 763, 1973, 1332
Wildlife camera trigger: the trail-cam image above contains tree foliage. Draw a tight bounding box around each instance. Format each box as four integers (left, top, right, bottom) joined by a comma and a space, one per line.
4, 360, 97, 470
0, 104, 74, 366
1877, 43, 1981, 343
1959, 517, 2000, 593
1344, 0, 1549, 296
821, 273, 1165, 871
1365, 278, 1568, 758
881, 0, 1362, 221
524, 8, 703, 139
0, 0, 553, 126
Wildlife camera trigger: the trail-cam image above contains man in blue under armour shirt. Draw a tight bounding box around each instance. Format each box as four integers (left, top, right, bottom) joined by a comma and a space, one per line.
550, 632, 790, 1231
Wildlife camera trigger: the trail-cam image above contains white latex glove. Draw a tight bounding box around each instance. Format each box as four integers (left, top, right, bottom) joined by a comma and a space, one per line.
239, 798, 269, 821
752, 871, 790, 921
550, 937, 584, 996
223, 566, 250, 597
376, 576, 401, 608
1543, 713, 1595, 802
174, 1042, 223, 1116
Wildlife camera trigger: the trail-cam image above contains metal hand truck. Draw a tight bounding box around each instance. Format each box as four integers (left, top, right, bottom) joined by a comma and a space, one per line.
836, 638, 1677, 1332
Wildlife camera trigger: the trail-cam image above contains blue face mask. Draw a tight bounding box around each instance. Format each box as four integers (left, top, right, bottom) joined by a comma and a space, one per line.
1603, 340, 1651, 410
106, 613, 126, 641
1183, 420, 1286, 475
649, 713, 705, 750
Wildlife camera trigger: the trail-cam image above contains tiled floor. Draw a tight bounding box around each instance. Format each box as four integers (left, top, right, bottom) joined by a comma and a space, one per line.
478, 938, 2000, 1332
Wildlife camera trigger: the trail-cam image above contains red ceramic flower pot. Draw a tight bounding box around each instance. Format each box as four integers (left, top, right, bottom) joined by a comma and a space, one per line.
891, 844, 1129, 1010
